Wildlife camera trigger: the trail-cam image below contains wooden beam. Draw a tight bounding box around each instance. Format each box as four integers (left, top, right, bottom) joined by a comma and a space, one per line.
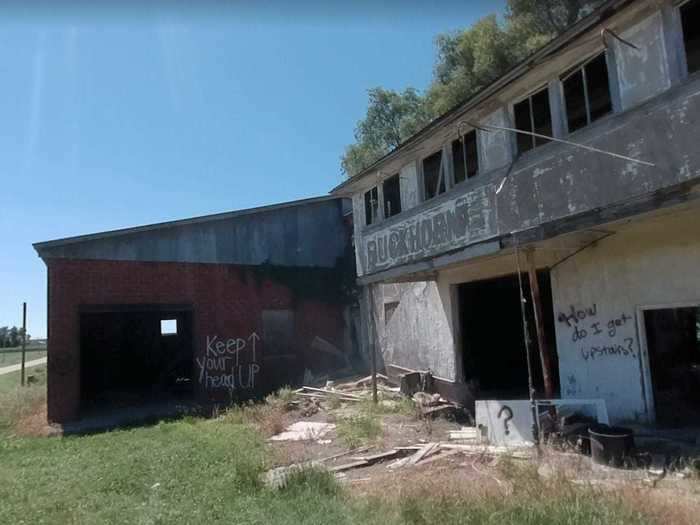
526, 249, 555, 398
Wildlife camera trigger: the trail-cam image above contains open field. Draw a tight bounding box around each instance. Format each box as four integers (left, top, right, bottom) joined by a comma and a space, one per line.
0, 347, 47, 367
1, 381, 698, 524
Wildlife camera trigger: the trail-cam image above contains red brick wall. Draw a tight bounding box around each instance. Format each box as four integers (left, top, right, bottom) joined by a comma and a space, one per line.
46, 258, 347, 423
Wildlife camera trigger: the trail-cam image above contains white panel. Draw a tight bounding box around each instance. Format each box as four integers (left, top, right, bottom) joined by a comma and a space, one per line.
478, 107, 512, 172
399, 161, 420, 210
614, 12, 671, 110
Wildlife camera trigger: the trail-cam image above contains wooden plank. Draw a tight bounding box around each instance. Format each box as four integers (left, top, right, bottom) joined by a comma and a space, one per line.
328, 460, 369, 473
350, 449, 401, 464
318, 446, 371, 464
299, 386, 362, 399
414, 449, 462, 467
408, 442, 439, 465
526, 249, 555, 398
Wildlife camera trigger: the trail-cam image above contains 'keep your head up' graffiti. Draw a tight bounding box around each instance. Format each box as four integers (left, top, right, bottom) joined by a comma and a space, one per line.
196, 333, 261, 391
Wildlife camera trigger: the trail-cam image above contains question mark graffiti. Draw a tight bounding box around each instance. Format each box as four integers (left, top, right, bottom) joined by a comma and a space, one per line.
498, 405, 514, 436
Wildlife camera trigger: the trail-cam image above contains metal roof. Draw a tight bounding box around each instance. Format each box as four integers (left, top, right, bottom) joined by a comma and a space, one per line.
33, 194, 342, 252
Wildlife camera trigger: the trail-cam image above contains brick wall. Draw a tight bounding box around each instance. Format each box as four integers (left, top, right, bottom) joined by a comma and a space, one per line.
46, 258, 348, 422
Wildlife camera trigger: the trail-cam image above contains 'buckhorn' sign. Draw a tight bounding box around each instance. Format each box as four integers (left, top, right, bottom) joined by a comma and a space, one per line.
363, 185, 495, 274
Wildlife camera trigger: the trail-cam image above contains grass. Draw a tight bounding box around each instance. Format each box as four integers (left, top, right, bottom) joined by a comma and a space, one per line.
0, 383, 693, 524
0, 347, 46, 367
0, 365, 47, 438
336, 413, 383, 448
0, 413, 660, 524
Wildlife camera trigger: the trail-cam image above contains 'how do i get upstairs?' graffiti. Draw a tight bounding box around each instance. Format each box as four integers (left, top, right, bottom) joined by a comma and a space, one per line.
363, 185, 495, 274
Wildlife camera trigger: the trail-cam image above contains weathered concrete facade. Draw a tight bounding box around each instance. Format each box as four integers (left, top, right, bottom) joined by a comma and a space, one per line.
334, 0, 700, 423
35, 197, 360, 423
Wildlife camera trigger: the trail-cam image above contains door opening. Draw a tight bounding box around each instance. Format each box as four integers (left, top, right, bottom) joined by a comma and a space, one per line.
459, 271, 558, 399
643, 306, 700, 427
80, 306, 194, 413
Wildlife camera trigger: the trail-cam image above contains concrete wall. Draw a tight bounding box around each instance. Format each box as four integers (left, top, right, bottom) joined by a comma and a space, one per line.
371, 281, 456, 380
46, 258, 354, 423
38, 198, 349, 269
551, 206, 700, 423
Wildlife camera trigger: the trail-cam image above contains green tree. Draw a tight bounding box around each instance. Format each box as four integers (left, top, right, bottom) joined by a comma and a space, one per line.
341, 0, 604, 177
341, 87, 431, 177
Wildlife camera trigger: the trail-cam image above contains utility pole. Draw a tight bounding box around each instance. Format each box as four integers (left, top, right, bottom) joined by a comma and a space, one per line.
20, 302, 27, 386
368, 286, 378, 405
525, 250, 555, 399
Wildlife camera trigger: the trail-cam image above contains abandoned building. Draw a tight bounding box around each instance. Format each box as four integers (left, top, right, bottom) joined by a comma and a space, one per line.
33, 196, 359, 423
332, 0, 700, 427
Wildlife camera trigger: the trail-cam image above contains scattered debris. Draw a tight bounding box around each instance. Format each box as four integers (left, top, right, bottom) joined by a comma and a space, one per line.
269, 421, 335, 442
449, 427, 480, 441
299, 398, 321, 417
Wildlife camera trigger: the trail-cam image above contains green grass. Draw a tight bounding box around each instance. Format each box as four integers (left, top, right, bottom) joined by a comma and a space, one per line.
0, 348, 46, 367
0, 411, 658, 524
0, 378, 663, 525
335, 413, 383, 448
0, 364, 46, 393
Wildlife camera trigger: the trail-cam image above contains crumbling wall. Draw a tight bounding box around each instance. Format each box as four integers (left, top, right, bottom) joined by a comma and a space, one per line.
368, 281, 456, 381
551, 206, 700, 423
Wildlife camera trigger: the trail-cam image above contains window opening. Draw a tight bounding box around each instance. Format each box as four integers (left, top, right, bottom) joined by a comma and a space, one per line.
562, 53, 612, 133
452, 129, 479, 184
423, 150, 445, 200
513, 86, 552, 155
681, 0, 700, 74
382, 174, 401, 218
364, 187, 379, 226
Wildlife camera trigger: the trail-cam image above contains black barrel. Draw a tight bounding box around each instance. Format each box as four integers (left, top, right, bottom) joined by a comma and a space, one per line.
588, 425, 634, 467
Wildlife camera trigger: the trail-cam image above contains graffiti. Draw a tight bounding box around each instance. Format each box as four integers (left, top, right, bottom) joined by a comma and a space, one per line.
581, 338, 637, 361
498, 405, 514, 436
564, 375, 578, 397
196, 333, 261, 390
558, 304, 638, 363
363, 185, 494, 273
557, 303, 598, 328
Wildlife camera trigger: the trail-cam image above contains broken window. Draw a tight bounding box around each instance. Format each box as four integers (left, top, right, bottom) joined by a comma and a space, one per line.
382, 174, 402, 218
452, 129, 479, 184
364, 186, 379, 226
422, 150, 445, 201
681, 0, 700, 74
562, 53, 612, 133
160, 319, 177, 336
513, 86, 552, 155
384, 301, 399, 325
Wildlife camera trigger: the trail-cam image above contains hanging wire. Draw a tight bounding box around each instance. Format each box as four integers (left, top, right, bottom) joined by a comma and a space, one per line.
460, 120, 655, 167
514, 241, 541, 450
601, 27, 639, 51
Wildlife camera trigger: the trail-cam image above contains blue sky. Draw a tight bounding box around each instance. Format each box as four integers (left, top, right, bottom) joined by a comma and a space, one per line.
0, 1, 504, 338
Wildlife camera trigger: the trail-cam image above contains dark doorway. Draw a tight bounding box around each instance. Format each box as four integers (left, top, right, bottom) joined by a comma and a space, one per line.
80, 306, 194, 412
644, 307, 700, 427
459, 272, 558, 399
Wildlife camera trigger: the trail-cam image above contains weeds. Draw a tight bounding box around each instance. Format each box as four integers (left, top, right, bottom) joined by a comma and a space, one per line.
0, 367, 47, 437
279, 466, 340, 498
336, 413, 382, 448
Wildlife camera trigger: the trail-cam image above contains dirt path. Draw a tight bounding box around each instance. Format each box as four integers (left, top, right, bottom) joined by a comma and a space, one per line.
0, 357, 47, 376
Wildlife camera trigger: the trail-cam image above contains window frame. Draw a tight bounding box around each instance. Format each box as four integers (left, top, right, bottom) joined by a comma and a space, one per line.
421, 148, 447, 202
560, 51, 613, 134
363, 186, 380, 226
160, 319, 178, 336
511, 84, 553, 156
452, 129, 480, 184
679, 0, 700, 76
382, 173, 402, 219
